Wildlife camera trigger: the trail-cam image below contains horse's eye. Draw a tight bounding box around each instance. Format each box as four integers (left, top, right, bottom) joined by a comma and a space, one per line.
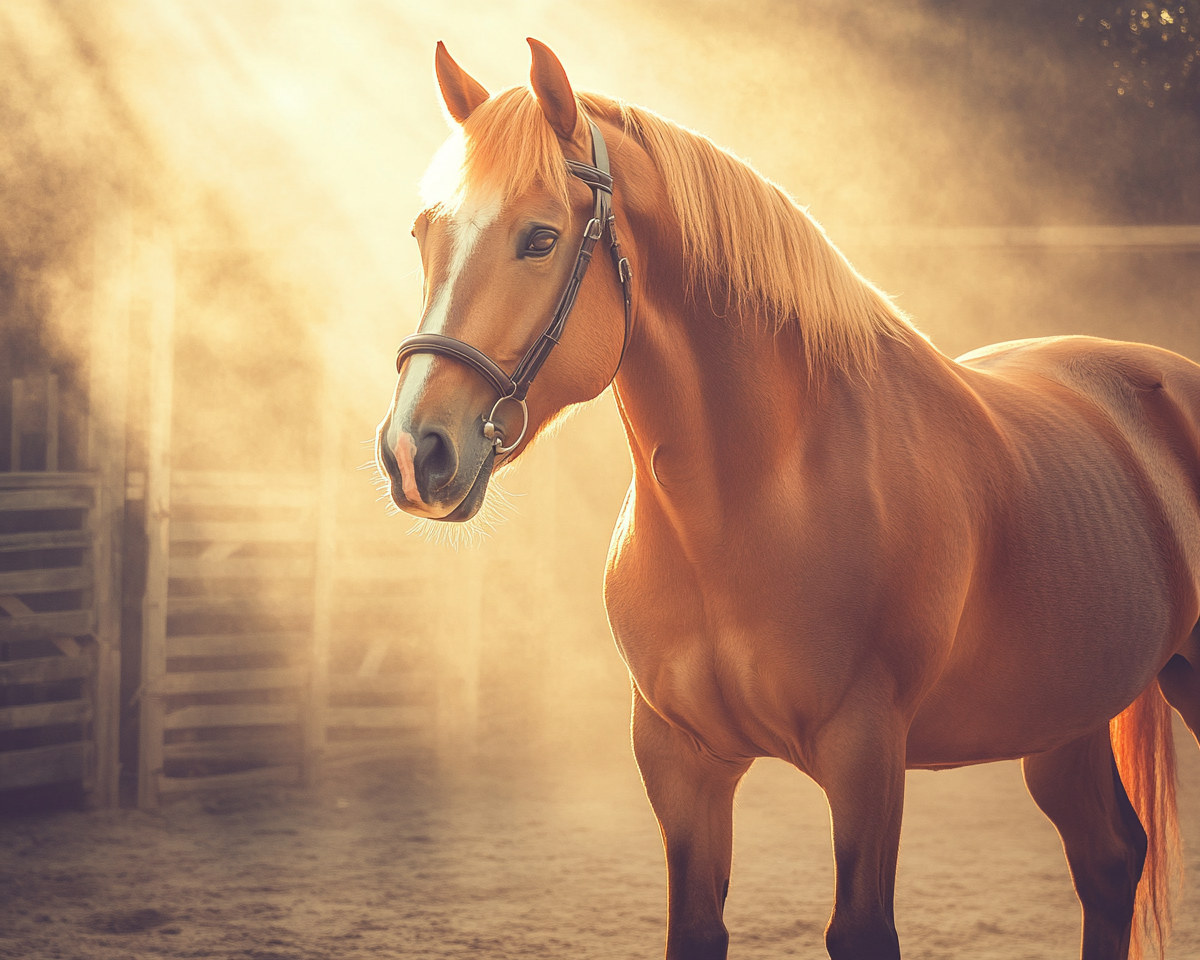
524, 229, 557, 256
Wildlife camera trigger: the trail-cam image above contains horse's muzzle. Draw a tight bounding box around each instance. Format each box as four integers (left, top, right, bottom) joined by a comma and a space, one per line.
376, 416, 495, 522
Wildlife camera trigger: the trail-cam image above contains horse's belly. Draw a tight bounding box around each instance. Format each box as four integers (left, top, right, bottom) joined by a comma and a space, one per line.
905, 565, 1178, 766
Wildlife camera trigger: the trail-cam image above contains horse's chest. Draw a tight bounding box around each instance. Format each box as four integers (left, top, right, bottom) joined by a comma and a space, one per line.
606, 545, 804, 759
631, 630, 799, 760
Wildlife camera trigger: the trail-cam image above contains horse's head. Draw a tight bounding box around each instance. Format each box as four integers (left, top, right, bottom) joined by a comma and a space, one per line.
377, 39, 632, 522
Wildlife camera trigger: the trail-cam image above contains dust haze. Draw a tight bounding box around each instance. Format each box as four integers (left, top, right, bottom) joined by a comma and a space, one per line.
2, 1, 1200, 956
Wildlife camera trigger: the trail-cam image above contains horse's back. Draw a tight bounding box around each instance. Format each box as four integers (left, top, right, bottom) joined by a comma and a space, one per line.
907, 336, 1200, 764
957, 335, 1200, 584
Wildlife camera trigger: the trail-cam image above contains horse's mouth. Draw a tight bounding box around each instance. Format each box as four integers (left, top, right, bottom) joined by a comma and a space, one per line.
441, 449, 496, 522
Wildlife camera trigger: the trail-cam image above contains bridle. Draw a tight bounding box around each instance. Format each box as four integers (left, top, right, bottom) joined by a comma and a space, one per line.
395, 118, 633, 456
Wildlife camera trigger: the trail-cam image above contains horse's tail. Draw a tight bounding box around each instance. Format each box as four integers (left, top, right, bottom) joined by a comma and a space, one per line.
1110, 684, 1181, 960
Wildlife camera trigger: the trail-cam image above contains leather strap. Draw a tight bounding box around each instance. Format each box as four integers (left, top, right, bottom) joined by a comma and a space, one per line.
395, 333, 513, 396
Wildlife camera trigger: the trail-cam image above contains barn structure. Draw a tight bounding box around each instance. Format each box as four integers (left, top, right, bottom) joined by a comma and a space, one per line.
0, 201, 569, 811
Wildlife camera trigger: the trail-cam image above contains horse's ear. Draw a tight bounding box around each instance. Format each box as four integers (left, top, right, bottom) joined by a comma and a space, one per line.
527, 38, 578, 140
435, 41, 489, 125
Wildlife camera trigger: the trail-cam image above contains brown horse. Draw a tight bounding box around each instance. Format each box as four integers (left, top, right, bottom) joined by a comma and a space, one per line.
376, 39, 1200, 960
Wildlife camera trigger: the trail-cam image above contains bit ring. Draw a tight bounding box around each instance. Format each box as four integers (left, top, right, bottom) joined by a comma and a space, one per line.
483, 395, 528, 456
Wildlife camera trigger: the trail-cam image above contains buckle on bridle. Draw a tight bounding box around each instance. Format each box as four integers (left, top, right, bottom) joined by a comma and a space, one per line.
585, 217, 604, 241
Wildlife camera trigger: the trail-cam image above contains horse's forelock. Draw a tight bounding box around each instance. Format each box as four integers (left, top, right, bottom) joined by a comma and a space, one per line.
419, 86, 572, 217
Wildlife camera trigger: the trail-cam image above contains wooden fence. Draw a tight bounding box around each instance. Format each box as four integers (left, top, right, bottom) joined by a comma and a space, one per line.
0, 472, 118, 803
134, 463, 466, 807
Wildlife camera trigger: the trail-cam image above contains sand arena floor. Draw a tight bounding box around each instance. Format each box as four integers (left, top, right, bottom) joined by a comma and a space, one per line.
3, 724, 1200, 960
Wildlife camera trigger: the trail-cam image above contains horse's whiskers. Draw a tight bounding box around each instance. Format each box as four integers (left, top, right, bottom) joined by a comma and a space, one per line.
406, 476, 520, 551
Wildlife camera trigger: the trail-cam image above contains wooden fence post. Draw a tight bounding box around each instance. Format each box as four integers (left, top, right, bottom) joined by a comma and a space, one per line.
137, 229, 175, 810
86, 203, 133, 808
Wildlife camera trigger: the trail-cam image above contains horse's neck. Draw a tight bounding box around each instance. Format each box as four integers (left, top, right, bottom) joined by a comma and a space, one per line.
612, 300, 943, 541
612, 300, 813, 526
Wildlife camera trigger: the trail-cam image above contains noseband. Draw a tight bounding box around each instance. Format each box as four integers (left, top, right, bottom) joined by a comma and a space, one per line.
395, 118, 633, 455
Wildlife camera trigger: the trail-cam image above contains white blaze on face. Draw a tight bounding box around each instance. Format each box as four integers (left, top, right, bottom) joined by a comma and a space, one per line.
389, 193, 502, 494
392, 430, 423, 507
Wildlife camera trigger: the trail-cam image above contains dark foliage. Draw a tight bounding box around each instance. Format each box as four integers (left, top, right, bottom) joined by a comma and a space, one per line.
1076, 1, 1200, 111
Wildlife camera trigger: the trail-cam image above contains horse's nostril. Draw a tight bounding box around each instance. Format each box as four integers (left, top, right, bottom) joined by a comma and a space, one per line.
414, 428, 458, 495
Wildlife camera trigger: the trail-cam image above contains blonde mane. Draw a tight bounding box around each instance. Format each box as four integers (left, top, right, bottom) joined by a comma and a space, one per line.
421, 86, 915, 377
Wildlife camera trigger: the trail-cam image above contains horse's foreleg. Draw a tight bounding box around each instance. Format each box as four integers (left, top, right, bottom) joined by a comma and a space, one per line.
812, 709, 906, 960
632, 687, 750, 960
1022, 728, 1145, 960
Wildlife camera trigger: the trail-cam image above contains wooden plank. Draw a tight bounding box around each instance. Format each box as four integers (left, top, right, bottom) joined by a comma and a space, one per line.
838, 224, 1200, 250
40, 373, 59, 471
323, 738, 432, 766
0, 565, 91, 595
0, 472, 99, 490
157, 763, 300, 796
163, 731, 297, 763
167, 594, 314, 618
0, 598, 83, 655
0, 487, 94, 512
87, 203, 133, 810
155, 667, 306, 695
325, 705, 428, 730
170, 485, 315, 509
0, 609, 94, 644
331, 557, 425, 581
0, 654, 92, 684
137, 228, 175, 811
0, 598, 79, 656
125, 470, 145, 502
51, 637, 82, 657
322, 742, 423, 766
328, 672, 434, 697
0, 741, 92, 789
10, 379, 22, 471
0, 529, 92, 553
170, 521, 314, 543
0, 699, 91, 732
166, 631, 309, 658
356, 638, 390, 678
168, 557, 315, 579
163, 703, 301, 731
172, 470, 316, 489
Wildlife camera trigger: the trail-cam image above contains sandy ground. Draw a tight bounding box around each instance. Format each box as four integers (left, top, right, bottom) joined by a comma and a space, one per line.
3, 725, 1200, 960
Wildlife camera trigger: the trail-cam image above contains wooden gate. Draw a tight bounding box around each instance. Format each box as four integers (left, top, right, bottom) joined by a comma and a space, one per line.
0, 473, 103, 798
135, 463, 461, 807
0, 363, 126, 808
0, 211, 131, 808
